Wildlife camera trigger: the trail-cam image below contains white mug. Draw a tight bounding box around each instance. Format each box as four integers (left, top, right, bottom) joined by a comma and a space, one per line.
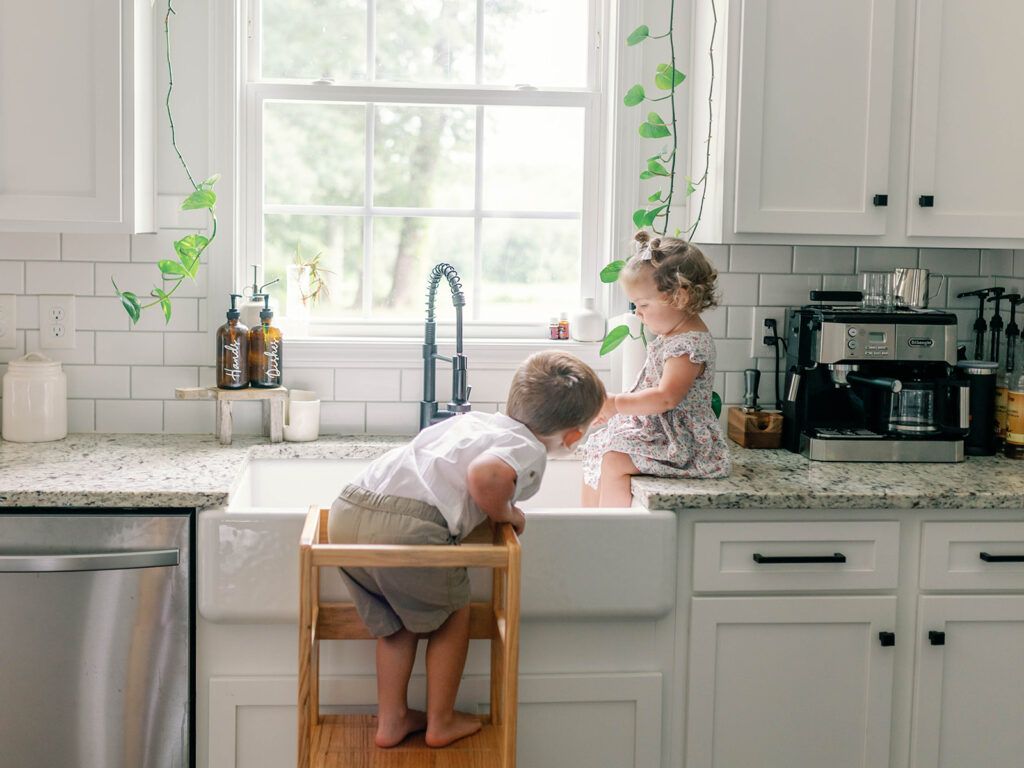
283, 389, 320, 442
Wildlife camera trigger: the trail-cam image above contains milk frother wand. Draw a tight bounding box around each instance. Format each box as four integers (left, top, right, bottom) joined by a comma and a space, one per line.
987, 287, 1007, 363
957, 288, 994, 360
1005, 295, 1022, 374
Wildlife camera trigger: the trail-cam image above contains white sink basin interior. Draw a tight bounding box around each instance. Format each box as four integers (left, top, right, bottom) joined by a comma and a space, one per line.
200, 457, 677, 623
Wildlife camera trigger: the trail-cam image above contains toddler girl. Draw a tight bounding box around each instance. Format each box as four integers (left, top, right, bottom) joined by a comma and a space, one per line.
582, 231, 731, 506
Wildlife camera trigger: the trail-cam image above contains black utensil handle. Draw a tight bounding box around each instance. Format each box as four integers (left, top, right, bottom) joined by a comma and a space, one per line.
979, 552, 1024, 563
752, 552, 847, 564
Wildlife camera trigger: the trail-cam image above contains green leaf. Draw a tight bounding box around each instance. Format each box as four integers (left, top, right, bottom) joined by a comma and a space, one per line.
626, 25, 649, 46
646, 159, 670, 176
686, 177, 696, 197
200, 173, 221, 188
711, 391, 722, 418
176, 233, 209, 257
642, 205, 668, 227
639, 121, 671, 139
180, 188, 217, 211
151, 287, 172, 323
158, 259, 188, 276
639, 170, 655, 180
632, 208, 647, 228
600, 324, 631, 355
648, 190, 663, 202
647, 112, 668, 127
623, 84, 645, 107
119, 291, 141, 324
600, 260, 626, 283
654, 63, 686, 90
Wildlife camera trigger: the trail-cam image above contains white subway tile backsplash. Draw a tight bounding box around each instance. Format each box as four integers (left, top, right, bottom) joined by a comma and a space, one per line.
0, 233, 60, 261
919, 248, 980, 276
163, 400, 215, 433
366, 402, 419, 435
698, 243, 729, 271
1014, 251, 1024, 277
15, 295, 38, 328
67, 399, 95, 432
25, 262, 94, 295
715, 338, 759, 372
759, 274, 821, 306
132, 298, 200, 332
336, 368, 400, 401
822, 274, 859, 291
703, 305, 727, 337
164, 332, 211, 366
0, 261, 24, 292
793, 246, 855, 274
24, 331, 95, 365
76, 296, 131, 331
97, 332, 164, 365
856, 247, 918, 270
401, 367, 450, 402
729, 245, 792, 273
62, 234, 130, 262
131, 366, 198, 399
96, 400, 163, 433
981, 249, 1013, 276
284, 367, 335, 399
65, 365, 131, 399
945, 276, 1002, 308
715, 273, 758, 305
321, 402, 367, 434
725, 306, 753, 339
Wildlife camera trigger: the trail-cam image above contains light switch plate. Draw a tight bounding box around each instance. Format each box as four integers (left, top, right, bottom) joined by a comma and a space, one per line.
38, 295, 76, 350
750, 307, 788, 358
0, 294, 15, 349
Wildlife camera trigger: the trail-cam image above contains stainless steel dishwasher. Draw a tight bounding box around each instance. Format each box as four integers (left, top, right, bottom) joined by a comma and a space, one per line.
0, 509, 193, 768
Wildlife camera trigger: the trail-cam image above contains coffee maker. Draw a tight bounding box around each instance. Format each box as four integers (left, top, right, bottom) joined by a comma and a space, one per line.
782, 293, 969, 462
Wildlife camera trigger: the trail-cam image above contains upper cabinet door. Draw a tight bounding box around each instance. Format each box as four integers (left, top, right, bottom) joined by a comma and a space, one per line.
906, 0, 1024, 239
733, 0, 896, 236
0, 0, 154, 233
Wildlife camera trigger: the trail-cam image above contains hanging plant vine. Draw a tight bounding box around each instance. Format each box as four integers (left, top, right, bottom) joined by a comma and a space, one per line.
113, 0, 219, 324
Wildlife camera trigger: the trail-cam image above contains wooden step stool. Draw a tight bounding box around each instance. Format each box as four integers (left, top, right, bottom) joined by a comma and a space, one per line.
298, 506, 521, 768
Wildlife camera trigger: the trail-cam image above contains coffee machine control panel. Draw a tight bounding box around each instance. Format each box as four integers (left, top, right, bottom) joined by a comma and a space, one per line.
815, 321, 955, 364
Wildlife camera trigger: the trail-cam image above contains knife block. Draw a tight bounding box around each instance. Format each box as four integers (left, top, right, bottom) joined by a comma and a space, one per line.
727, 406, 783, 448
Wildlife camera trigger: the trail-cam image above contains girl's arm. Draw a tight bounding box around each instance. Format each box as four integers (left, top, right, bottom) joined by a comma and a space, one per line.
602, 355, 704, 418
466, 453, 526, 534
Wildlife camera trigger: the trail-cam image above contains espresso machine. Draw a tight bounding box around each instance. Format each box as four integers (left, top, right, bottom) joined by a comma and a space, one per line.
782, 293, 969, 462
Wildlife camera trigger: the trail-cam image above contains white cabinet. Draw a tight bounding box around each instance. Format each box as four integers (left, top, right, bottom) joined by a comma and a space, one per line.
0, 0, 154, 233
687, 0, 1024, 247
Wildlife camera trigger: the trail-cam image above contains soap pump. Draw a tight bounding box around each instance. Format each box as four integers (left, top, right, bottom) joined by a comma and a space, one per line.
248, 293, 283, 388
240, 265, 281, 329
216, 294, 249, 389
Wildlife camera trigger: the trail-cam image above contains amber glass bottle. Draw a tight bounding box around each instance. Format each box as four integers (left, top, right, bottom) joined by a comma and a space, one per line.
1004, 372, 1024, 459
248, 294, 283, 388
216, 294, 249, 389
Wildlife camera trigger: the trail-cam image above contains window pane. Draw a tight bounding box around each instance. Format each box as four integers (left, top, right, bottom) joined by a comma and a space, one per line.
373, 105, 476, 209
261, 0, 366, 81
483, 1, 588, 86
482, 106, 585, 212
480, 218, 580, 322
264, 214, 364, 319
375, 0, 476, 84
264, 102, 366, 206
371, 216, 474, 318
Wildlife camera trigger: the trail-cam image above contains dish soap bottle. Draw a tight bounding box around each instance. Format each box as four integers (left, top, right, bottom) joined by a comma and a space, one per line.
248, 293, 283, 388
216, 294, 249, 389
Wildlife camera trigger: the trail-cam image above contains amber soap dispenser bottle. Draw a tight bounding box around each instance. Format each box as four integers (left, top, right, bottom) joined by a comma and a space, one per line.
216, 294, 249, 388
248, 293, 283, 388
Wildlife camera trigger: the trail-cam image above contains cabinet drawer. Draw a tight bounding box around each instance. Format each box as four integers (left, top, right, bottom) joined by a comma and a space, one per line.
693, 522, 900, 592
920, 522, 1024, 591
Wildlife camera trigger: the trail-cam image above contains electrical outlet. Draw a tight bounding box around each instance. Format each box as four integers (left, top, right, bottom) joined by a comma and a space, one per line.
0, 294, 15, 349
38, 295, 76, 350
750, 307, 788, 358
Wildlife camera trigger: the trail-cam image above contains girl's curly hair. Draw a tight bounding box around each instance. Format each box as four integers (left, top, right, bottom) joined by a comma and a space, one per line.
620, 230, 720, 314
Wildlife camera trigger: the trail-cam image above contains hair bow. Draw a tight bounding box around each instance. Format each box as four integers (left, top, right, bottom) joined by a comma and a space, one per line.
638, 244, 653, 261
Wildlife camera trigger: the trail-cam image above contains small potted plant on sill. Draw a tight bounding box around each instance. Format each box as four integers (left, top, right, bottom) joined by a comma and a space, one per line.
285, 243, 332, 336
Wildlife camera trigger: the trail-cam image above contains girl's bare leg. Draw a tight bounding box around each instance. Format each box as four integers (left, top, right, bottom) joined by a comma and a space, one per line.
597, 451, 639, 507
581, 480, 600, 507
424, 604, 481, 747
375, 627, 427, 747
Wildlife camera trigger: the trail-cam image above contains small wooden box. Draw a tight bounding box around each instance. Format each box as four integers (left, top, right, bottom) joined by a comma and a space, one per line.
727, 406, 783, 449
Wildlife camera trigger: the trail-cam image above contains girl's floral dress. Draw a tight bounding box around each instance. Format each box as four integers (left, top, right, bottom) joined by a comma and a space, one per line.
583, 331, 731, 488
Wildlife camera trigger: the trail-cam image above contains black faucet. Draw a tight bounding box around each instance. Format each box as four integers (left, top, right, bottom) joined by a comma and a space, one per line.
420, 263, 471, 430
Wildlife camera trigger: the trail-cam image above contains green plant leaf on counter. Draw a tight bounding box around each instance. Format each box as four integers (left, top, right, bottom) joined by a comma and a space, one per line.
600, 324, 631, 355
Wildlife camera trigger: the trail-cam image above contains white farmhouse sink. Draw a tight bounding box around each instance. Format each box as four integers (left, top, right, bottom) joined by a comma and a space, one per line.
199, 458, 677, 623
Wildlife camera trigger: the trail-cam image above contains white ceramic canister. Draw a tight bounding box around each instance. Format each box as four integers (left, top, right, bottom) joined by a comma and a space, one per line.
2, 352, 68, 442
569, 298, 606, 342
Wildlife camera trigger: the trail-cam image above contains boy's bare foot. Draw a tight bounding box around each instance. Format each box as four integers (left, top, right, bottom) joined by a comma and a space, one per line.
425, 710, 482, 748
375, 709, 427, 748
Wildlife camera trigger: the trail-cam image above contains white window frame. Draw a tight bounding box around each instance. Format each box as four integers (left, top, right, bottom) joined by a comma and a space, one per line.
239, 0, 614, 340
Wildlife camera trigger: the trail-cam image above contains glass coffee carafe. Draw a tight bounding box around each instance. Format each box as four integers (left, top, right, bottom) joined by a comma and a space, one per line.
887, 380, 939, 434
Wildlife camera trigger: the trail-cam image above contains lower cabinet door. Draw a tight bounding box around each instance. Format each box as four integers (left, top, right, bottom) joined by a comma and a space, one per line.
910, 595, 1024, 768
686, 596, 897, 768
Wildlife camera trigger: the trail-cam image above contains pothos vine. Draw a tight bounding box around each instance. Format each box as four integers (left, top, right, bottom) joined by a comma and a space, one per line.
113, 0, 219, 324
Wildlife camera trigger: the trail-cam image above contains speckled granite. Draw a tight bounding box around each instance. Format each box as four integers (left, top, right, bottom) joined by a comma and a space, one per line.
2, 433, 1023, 510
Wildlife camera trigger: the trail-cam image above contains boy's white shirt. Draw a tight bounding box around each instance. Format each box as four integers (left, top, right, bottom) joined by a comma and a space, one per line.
353, 411, 547, 540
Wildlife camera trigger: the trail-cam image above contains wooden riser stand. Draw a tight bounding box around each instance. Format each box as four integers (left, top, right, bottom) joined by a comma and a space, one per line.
174, 386, 288, 444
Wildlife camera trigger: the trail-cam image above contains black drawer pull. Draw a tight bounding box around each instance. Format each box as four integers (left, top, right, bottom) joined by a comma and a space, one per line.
879, 631, 895, 647
928, 630, 945, 646
752, 552, 847, 564
919, 195, 934, 207
872, 194, 888, 207
979, 552, 1024, 563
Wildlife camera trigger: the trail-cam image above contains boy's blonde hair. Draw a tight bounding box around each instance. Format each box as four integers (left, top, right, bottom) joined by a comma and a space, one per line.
506, 350, 605, 436
620, 230, 720, 315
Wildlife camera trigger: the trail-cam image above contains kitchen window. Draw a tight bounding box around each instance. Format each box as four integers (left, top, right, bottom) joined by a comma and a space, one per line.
243, 0, 611, 337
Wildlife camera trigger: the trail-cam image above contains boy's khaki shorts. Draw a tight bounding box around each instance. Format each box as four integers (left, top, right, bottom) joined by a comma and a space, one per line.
327, 484, 470, 638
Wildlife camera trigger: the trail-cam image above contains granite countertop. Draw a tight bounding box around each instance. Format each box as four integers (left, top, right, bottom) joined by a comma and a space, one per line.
1, 433, 1023, 510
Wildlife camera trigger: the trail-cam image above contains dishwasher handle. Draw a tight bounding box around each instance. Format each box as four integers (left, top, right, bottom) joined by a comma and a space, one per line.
0, 548, 180, 573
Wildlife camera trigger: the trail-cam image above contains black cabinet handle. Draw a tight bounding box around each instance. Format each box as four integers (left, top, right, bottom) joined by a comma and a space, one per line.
979, 552, 1024, 563
919, 195, 934, 207
873, 194, 888, 207
879, 631, 895, 647
752, 552, 847, 564
928, 630, 945, 646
